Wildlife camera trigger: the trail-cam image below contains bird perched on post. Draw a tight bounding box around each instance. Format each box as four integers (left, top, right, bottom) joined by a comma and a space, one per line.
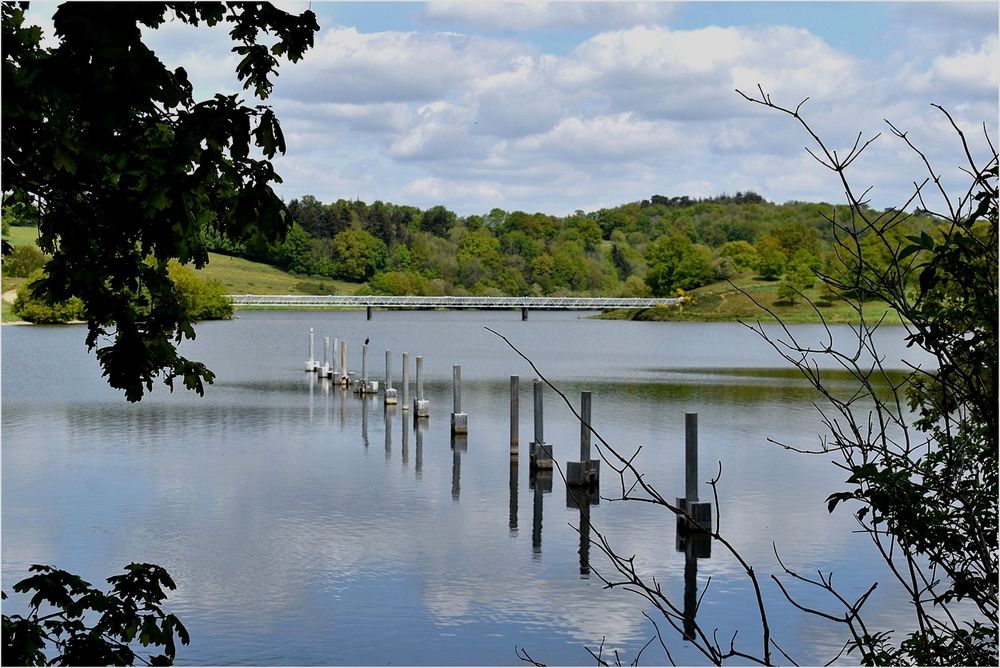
364, 337, 370, 346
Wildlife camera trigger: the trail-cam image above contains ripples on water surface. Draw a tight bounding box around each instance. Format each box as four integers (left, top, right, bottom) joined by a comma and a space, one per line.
2, 311, 933, 665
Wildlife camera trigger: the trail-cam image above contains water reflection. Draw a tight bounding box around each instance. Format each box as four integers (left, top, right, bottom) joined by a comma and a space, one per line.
509, 460, 518, 535
530, 470, 552, 557
401, 410, 409, 466
2, 314, 928, 666
361, 394, 369, 447
676, 511, 712, 641
451, 433, 467, 501
567, 486, 599, 578
384, 405, 395, 460
415, 419, 425, 477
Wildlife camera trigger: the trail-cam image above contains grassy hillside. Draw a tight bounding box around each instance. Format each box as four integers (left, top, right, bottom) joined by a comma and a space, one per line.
197, 253, 365, 295
603, 273, 901, 324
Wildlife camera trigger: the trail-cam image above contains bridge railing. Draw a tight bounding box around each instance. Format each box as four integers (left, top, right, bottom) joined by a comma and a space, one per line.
227, 295, 681, 309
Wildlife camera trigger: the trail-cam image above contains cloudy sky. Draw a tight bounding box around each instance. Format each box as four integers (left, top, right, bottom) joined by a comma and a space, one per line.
27, 1, 1000, 215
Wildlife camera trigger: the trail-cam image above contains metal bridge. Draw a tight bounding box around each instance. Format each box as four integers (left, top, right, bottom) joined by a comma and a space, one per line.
228, 295, 679, 310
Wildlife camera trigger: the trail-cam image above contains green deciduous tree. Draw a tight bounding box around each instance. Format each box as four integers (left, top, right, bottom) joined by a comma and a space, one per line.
330, 229, 388, 281
12, 268, 85, 323
2, 244, 48, 277
2, 2, 318, 401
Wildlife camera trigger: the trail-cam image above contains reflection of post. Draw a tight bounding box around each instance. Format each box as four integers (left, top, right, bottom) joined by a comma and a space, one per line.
684, 539, 697, 640
361, 394, 369, 447
384, 404, 394, 460
415, 419, 424, 477
509, 459, 518, 534
401, 352, 410, 411
532, 474, 543, 555
451, 438, 464, 501
401, 409, 409, 465
567, 486, 599, 577
530, 470, 552, 556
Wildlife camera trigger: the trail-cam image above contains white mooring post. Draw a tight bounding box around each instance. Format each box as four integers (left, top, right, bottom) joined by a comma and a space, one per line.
413, 355, 429, 418
567, 390, 600, 487
339, 340, 349, 386
510, 375, 519, 456
319, 336, 331, 378
529, 378, 553, 469
451, 365, 468, 434
332, 337, 341, 383
676, 412, 712, 532
401, 352, 410, 411
384, 349, 397, 405
355, 342, 379, 395
305, 327, 317, 371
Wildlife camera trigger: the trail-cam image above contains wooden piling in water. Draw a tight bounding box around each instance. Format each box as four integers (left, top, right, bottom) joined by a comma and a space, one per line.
676, 412, 711, 531
567, 390, 600, 487
401, 352, 410, 410
451, 364, 468, 434
530, 378, 552, 469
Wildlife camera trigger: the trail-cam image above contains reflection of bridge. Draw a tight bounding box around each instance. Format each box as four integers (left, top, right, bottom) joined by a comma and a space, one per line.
229, 295, 679, 309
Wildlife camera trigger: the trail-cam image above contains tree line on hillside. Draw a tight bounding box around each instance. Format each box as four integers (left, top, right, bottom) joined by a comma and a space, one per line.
204, 191, 938, 300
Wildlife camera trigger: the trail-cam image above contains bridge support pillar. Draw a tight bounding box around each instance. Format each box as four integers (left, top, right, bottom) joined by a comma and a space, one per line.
521, 307, 528, 321
367, 306, 373, 320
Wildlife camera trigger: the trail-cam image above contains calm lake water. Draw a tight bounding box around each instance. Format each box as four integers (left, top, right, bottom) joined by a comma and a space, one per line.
2, 310, 932, 665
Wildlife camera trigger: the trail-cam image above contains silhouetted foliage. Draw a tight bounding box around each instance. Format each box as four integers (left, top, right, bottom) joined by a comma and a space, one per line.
2, 563, 188, 666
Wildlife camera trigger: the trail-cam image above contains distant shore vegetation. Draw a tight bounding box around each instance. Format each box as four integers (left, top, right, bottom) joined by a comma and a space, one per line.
4, 191, 939, 324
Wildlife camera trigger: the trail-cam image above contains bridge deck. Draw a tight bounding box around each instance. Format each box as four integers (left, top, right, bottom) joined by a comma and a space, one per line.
229, 295, 679, 309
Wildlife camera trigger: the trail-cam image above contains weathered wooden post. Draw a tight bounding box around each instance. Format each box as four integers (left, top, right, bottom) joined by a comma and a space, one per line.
305, 327, 317, 371
401, 352, 410, 411
676, 412, 712, 532
413, 355, 429, 419
529, 378, 553, 470
451, 365, 468, 434
510, 375, 519, 456
384, 349, 397, 405
567, 390, 600, 487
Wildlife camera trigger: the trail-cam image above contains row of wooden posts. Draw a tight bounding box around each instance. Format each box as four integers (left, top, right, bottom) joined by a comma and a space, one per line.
303, 327, 714, 512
